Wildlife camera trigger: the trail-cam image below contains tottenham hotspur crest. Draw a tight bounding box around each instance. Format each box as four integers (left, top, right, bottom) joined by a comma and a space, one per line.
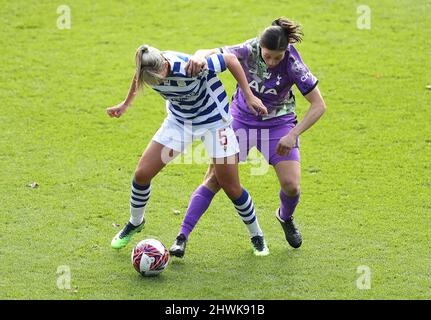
276, 75, 282, 86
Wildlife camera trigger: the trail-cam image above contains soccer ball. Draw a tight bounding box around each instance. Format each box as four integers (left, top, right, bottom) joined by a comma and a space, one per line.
131, 239, 170, 276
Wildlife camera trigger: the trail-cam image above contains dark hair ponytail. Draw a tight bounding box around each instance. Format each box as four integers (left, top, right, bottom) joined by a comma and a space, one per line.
260, 17, 303, 51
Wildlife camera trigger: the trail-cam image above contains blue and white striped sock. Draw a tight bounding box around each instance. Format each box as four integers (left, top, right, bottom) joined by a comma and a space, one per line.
129, 179, 151, 226
232, 188, 263, 237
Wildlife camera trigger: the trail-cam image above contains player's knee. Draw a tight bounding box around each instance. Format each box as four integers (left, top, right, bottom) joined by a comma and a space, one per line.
134, 168, 152, 185
280, 179, 300, 197
219, 182, 242, 200
203, 173, 221, 193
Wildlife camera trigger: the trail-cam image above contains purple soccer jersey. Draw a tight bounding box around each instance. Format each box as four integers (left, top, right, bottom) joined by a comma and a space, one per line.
175, 39, 317, 242
222, 38, 318, 128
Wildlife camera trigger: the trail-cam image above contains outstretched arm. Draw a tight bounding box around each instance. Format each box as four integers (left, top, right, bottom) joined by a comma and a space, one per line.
276, 86, 326, 156
106, 72, 139, 118
223, 53, 268, 116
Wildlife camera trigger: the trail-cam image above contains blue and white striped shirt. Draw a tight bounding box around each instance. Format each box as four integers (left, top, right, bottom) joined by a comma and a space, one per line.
150, 51, 231, 127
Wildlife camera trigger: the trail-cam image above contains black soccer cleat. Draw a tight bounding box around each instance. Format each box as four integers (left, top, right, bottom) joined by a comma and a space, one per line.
169, 233, 188, 258
276, 209, 302, 248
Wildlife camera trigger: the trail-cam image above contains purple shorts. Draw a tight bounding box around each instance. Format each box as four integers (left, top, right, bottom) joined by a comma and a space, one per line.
232, 119, 300, 165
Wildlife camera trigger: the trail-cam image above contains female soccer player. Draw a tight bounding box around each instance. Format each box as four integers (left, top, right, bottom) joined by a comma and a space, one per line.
107, 44, 271, 255
169, 17, 326, 257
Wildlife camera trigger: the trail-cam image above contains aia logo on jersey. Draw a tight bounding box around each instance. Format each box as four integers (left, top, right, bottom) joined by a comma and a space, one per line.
249, 80, 278, 95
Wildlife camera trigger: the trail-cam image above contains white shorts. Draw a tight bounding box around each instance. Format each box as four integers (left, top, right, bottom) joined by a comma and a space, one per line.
152, 117, 239, 159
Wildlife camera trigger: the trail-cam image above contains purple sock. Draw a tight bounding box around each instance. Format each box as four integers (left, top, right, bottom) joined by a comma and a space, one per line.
179, 185, 215, 239
279, 190, 300, 221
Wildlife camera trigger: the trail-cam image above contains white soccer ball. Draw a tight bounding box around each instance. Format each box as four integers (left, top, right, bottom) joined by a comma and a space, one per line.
131, 239, 170, 276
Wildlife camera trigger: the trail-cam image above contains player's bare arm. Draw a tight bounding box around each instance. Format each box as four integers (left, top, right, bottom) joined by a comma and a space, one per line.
106, 72, 139, 118
223, 53, 268, 116
276, 86, 326, 156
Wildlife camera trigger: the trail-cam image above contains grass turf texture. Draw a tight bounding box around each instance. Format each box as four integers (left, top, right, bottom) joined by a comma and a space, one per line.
1, 0, 430, 299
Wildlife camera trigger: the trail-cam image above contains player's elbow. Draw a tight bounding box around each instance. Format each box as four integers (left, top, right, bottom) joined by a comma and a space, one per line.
314, 100, 326, 115
319, 101, 327, 113
223, 53, 237, 67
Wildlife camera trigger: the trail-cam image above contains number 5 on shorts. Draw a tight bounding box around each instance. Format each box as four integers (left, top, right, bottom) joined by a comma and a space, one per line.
218, 128, 228, 151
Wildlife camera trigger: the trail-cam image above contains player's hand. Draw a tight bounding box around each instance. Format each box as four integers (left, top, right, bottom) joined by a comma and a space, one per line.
185, 56, 207, 76
245, 95, 268, 116
276, 132, 298, 156
106, 102, 128, 118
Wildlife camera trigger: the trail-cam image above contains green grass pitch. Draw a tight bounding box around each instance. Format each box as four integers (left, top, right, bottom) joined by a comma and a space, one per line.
1, 0, 430, 299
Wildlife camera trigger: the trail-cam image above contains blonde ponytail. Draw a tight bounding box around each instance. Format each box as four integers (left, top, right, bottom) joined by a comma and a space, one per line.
135, 44, 165, 88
